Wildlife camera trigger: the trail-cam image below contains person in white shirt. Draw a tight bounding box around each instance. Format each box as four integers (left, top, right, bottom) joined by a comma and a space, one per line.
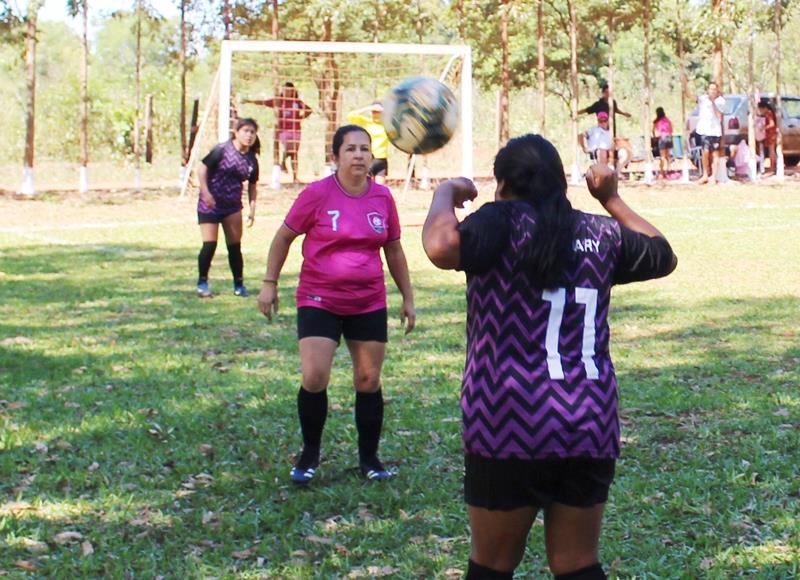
579, 112, 613, 165
692, 82, 725, 185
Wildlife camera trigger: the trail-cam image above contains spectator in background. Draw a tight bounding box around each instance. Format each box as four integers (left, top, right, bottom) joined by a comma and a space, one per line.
244, 82, 312, 184
347, 101, 390, 184
758, 100, 778, 176
579, 112, 614, 166
652, 107, 674, 179
578, 83, 631, 137
690, 82, 725, 185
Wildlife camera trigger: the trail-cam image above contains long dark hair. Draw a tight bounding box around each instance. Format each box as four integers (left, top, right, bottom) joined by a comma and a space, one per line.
493, 134, 574, 289
655, 106, 666, 120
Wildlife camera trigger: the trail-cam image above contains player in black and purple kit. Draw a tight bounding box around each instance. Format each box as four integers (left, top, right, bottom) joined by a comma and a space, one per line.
422, 135, 677, 580
196, 117, 260, 298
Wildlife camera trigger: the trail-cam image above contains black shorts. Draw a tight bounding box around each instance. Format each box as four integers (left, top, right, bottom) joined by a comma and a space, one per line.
699, 135, 721, 152
370, 158, 388, 177
198, 209, 240, 224
657, 136, 673, 150
464, 453, 616, 510
297, 306, 387, 344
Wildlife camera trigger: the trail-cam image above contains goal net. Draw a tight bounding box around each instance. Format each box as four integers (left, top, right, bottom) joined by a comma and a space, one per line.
181, 40, 472, 197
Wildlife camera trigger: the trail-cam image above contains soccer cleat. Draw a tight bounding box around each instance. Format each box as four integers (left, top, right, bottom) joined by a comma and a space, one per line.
197, 282, 212, 298
290, 463, 318, 484
290, 447, 320, 484
233, 285, 249, 297
360, 458, 394, 481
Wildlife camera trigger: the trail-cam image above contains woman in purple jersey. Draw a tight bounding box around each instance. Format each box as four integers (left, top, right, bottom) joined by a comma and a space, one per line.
257, 125, 416, 484
196, 117, 260, 298
422, 135, 676, 580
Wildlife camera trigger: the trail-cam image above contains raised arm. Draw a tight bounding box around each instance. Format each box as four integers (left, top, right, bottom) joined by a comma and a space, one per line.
585, 164, 665, 238
257, 224, 300, 321
383, 240, 416, 334
586, 164, 677, 278
243, 98, 276, 108
421, 178, 478, 270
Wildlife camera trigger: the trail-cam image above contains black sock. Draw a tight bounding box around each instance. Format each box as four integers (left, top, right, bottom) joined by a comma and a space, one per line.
355, 389, 384, 466
226, 242, 243, 286
554, 563, 606, 580
465, 559, 514, 580
198, 241, 217, 284
297, 388, 327, 467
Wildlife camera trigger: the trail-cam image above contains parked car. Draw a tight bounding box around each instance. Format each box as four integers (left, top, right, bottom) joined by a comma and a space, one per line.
686, 94, 800, 166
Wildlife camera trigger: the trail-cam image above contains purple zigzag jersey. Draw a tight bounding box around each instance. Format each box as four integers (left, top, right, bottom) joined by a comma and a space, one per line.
198, 141, 257, 215
462, 207, 623, 460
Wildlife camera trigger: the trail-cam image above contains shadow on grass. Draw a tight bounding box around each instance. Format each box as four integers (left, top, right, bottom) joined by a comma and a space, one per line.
1, 244, 798, 576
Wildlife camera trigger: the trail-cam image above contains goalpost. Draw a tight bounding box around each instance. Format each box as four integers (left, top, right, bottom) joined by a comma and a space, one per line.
181, 40, 472, 198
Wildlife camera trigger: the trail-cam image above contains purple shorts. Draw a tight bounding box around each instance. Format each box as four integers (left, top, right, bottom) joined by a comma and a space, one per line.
279, 131, 301, 147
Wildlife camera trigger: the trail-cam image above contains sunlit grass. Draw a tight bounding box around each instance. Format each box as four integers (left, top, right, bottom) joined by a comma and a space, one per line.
1, 181, 798, 577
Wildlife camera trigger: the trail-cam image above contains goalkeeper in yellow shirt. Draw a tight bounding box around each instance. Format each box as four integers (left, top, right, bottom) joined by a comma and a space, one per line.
347, 101, 389, 184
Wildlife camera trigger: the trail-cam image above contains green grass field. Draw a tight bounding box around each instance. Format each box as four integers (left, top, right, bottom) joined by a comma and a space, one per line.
1, 179, 798, 578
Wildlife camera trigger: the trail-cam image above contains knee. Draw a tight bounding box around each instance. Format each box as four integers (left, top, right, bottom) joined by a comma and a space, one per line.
302, 370, 330, 392
548, 551, 600, 576
353, 373, 380, 393
470, 549, 524, 574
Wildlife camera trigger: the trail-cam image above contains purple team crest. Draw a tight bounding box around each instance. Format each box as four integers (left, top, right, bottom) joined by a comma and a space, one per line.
366, 212, 385, 234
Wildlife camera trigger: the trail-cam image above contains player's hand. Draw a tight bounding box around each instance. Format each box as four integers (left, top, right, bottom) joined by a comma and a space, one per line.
585, 163, 619, 205
399, 298, 416, 335
442, 177, 478, 208
247, 203, 255, 228
257, 283, 279, 321
201, 191, 216, 210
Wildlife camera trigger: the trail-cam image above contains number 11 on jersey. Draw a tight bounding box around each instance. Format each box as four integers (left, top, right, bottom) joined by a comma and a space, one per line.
542, 287, 600, 380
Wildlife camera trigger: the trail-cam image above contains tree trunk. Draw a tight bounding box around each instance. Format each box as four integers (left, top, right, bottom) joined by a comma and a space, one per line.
456, 0, 465, 40
319, 18, 339, 165
677, 0, 690, 180
21, 2, 41, 194
145, 94, 154, 164
134, 0, 142, 191
223, 0, 231, 40
568, 0, 579, 181
499, 0, 509, 145
607, 14, 616, 144
712, 0, 724, 88
643, 0, 653, 167
774, 0, 783, 177
180, 0, 187, 164
537, 0, 545, 135
747, 0, 756, 178
271, 0, 280, 166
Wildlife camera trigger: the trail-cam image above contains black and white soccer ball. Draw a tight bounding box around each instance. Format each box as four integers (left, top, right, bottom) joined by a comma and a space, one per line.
381, 77, 459, 155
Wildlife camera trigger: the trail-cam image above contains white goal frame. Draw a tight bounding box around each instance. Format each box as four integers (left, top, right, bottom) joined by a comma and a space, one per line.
217, 39, 474, 179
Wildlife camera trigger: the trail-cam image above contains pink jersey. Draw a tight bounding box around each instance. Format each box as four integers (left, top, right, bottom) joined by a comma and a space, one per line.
654, 116, 673, 137
284, 174, 401, 315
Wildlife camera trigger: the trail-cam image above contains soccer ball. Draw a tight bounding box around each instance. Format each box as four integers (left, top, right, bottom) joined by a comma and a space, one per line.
381, 77, 459, 155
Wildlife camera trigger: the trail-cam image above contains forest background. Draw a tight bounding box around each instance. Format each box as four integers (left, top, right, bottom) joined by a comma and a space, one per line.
1, 0, 799, 190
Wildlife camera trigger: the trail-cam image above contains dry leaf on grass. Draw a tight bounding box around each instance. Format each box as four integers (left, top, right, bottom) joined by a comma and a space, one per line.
306, 535, 333, 546
14, 560, 38, 572
19, 538, 48, 553
231, 545, 259, 560
81, 541, 94, 556
53, 531, 84, 545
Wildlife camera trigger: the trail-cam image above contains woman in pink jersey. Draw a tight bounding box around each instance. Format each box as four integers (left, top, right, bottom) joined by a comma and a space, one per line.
257, 125, 416, 484
652, 107, 674, 179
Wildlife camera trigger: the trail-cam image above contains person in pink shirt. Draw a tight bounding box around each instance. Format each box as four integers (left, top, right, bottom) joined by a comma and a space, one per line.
257, 124, 416, 484
652, 107, 674, 179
